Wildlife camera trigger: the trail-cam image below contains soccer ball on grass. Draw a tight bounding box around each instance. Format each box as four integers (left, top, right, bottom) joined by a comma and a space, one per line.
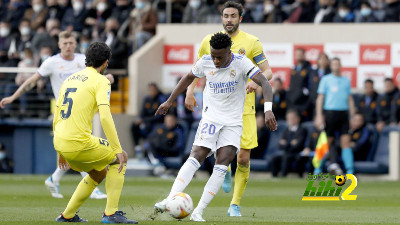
166, 192, 193, 219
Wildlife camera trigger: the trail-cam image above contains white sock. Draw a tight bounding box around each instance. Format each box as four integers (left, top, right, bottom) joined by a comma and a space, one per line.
80, 172, 100, 192
167, 157, 200, 199
51, 167, 68, 185
194, 164, 227, 214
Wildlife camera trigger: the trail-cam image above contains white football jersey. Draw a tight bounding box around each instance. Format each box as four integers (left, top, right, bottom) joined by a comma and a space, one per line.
38, 53, 86, 100
191, 53, 261, 126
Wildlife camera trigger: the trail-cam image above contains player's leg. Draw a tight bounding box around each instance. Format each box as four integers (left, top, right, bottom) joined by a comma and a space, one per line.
102, 150, 138, 224
340, 134, 354, 174
191, 145, 236, 222
154, 146, 209, 213
79, 171, 107, 199
45, 167, 67, 198
228, 114, 257, 217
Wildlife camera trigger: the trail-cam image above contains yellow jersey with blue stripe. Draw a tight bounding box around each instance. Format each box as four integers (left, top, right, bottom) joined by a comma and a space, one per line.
53, 67, 111, 152
197, 30, 267, 115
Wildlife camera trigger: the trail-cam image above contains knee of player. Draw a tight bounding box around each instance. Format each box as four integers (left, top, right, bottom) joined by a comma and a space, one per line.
237, 156, 250, 166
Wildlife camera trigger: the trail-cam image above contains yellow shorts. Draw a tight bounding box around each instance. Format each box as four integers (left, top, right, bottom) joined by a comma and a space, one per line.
240, 114, 258, 149
56, 136, 116, 172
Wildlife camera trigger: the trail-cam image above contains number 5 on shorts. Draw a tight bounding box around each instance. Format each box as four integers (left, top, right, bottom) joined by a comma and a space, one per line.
201, 122, 216, 135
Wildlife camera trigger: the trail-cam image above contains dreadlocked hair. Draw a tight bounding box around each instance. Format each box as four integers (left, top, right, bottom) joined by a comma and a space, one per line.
210, 32, 232, 50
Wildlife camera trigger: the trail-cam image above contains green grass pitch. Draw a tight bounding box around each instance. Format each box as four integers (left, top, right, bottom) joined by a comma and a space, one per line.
0, 174, 399, 225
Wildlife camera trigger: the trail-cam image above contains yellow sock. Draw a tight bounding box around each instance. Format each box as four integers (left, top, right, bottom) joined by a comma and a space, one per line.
63, 175, 98, 218
231, 162, 250, 206
105, 163, 126, 215
227, 164, 231, 172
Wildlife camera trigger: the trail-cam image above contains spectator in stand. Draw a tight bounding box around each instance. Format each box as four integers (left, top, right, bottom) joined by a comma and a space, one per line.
31, 18, 60, 54
37, 45, 53, 66
0, 2, 6, 22
120, 0, 157, 52
333, 2, 355, 23
376, 78, 397, 132
0, 21, 13, 66
383, 0, 400, 22
78, 33, 90, 54
4, 0, 27, 32
262, 0, 285, 23
13, 19, 34, 58
23, 0, 48, 32
349, 113, 372, 161
390, 76, 400, 125
61, 0, 88, 32
271, 109, 308, 177
131, 83, 166, 150
284, 0, 315, 23
357, 79, 378, 125
85, 0, 112, 39
111, 0, 133, 24
57, 0, 70, 14
250, 112, 270, 159
309, 52, 330, 119
46, 0, 66, 21
287, 48, 312, 121
0, 143, 13, 173
99, 17, 129, 69
271, 78, 287, 121
182, 0, 212, 23
313, 0, 336, 23
356, 1, 379, 22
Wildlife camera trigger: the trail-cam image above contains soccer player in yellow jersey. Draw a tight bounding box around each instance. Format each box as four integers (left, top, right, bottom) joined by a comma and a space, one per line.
185, 1, 273, 217
53, 42, 137, 224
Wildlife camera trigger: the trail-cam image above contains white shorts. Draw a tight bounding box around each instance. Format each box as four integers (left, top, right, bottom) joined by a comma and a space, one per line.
192, 119, 242, 157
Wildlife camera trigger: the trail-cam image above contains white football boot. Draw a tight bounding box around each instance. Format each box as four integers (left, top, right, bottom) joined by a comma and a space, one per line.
190, 211, 206, 222
45, 176, 63, 198
154, 198, 168, 213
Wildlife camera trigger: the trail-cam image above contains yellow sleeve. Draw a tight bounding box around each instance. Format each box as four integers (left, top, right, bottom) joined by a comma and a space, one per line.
197, 35, 211, 59
96, 79, 111, 106
99, 106, 122, 154
251, 39, 267, 65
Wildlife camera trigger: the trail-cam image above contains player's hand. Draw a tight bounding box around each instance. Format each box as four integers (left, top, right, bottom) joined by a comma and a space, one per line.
264, 111, 277, 131
246, 80, 259, 94
315, 114, 325, 130
116, 152, 127, 173
184, 93, 197, 112
105, 74, 115, 84
0, 96, 14, 109
155, 101, 172, 116
58, 155, 70, 171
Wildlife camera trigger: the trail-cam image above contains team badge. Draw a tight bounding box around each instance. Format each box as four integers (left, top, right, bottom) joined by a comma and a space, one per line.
209, 71, 214, 76
230, 70, 236, 78
238, 49, 246, 55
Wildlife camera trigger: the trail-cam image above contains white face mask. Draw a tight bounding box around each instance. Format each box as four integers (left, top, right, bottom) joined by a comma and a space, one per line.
189, 0, 201, 9
360, 8, 371, 16
33, 4, 44, 13
41, 54, 50, 61
0, 28, 10, 37
338, 10, 348, 18
20, 26, 31, 36
96, 2, 107, 12
264, 4, 274, 14
25, 58, 33, 65
0, 152, 5, 160
73, 1, 84, 11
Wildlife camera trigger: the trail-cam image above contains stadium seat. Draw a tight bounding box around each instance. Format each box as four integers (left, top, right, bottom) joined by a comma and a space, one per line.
354, 126, 400, 174
160, 120, 190, 169
251, 120, 288, 171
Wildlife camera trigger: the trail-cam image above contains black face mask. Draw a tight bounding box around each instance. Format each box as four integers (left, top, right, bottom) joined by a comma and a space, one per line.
111, 28, 118, 34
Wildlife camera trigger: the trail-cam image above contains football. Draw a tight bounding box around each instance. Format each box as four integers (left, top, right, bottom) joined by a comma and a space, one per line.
165, 192, 193, 219
335, 175, 346, 186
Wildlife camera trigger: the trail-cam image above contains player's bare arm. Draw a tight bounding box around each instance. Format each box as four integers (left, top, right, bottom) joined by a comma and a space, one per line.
315, 94, 325, 129
251, 72, 277, 131
246, 60, 273, 94
0, 72, 42, 108
184, 77, 199, 111
156, 72, 196, 115
348, 95, 356, 117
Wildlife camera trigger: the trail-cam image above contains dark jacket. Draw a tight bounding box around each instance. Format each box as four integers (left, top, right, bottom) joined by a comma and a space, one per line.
287, 60, 312, 116
350, 125, 371, 161
357, 92, 379, 124
148, 124, 185, 157
377, 90, 398, 123
390, 91, 400, 123
279, 126, 307, 154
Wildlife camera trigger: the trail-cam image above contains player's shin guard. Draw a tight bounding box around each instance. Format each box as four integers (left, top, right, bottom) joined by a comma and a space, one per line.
105, 163, 126, 216
52, 167, 68, 185
342, 148, 354, 174
167, 157, 200, 199
63, 175, 98, 218
231, 162, 250, 206
195, 165, 227, 214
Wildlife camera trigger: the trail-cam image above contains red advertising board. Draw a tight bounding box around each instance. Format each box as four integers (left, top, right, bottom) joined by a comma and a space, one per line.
271, 67, 291, 89
360, 44, 391, 65
341, 67, 357, 88
293, 45, 324, 65
164, 45, 194, 64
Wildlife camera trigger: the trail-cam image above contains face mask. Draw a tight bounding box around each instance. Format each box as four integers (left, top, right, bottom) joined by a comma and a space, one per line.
136, 1, 145, 9
20, 26, 31, 36
0, 28, 10, 37
264, 4, 274, 14
338, 10, 348, 18
25, 58, 33, 65
189, 0, 201, 9
41, 54, 50, 61
360, 8, 371, 16
33, 4, 44, 13
0, 152, 5, 160
73, 2, 84, 11
96, 2, 107, 12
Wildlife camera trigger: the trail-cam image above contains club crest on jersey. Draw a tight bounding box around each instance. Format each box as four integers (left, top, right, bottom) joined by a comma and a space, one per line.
209, 71, 214, 76
230, 70, 236, 78
238, 49, 246, 55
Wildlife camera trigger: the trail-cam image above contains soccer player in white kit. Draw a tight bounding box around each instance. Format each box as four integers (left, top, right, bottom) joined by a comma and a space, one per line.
0, 31, 112, 199
154, 32, 277, 222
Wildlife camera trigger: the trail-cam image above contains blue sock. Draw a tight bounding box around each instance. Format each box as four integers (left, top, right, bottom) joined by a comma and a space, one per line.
313, 157, 326, 175
342, 148, 354, 174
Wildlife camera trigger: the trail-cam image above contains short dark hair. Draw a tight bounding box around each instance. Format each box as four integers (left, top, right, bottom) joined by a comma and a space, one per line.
385, 78, 393, 83
221, 1, 243, 17
287, 109, 300, 117
331, 57, 341, 64
210, 32, 232, 50
58, 30, 74, 40
296, 48, 305, 53
85, 42, 112, 68
364, 79, 374, 84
